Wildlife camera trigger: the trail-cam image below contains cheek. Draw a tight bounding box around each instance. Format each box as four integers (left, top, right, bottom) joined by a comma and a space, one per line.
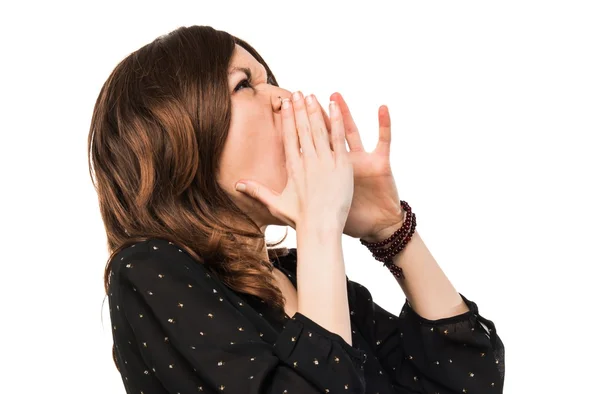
224, 104, 287, 184
224, 133, 284, 175
262, 133, 287, 189
275, 132, 288, 169
261, 133, 286, 171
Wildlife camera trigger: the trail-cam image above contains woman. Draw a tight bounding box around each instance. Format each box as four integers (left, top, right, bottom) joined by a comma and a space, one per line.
89, 25, 505, 393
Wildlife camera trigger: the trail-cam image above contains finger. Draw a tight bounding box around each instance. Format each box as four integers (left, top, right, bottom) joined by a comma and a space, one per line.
319, 104, 332, 134
235, 180, 280, 212
291, 91, 316, 157
319, 104, 334, 150
305, 95, 332, 158
374, 105, 392, 156
330, 92, 365, 152
329, 100, 348, 163
280, 98, 301, 170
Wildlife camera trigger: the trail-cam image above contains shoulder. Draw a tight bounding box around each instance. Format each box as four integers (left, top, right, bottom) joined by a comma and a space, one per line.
109, 238, 205, 284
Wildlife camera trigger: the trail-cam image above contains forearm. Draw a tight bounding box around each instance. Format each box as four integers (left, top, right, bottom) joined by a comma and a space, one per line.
391, 230, 469, 320
296, 223, 353, 346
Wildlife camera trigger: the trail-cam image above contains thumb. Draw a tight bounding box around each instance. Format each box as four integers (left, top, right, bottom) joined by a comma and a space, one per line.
235, 180, 280, 209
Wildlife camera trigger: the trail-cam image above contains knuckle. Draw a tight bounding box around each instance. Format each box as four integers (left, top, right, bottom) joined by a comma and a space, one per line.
302, 148, 316, 157
293, 100, 305, 112
336, 154, 349, 165
331, 131, 340, 143
298, 124, 311, 135
306, 103, 318, 115
330, 109, 341, 121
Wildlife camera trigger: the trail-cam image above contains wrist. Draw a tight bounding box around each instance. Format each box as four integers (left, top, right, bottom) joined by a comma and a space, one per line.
362, 213, 405, 244
296, 220, 342, 241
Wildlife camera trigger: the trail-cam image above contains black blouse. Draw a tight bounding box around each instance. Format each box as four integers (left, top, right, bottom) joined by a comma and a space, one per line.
107, 238, 505, 393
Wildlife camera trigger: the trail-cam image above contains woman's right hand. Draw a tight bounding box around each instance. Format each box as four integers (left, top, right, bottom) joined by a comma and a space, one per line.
235, 91, 354, 233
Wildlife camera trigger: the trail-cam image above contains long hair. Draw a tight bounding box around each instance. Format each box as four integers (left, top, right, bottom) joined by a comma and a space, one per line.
88, 26, 289, 323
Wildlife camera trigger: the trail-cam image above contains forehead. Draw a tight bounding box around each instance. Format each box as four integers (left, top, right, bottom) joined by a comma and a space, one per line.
228, 44, 267, 77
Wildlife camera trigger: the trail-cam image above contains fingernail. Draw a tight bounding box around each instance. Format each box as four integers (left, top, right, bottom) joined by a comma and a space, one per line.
235, 183, 246, 192
305, 94, 314, 106
292, 91, 302, 102
329, 100, 338, 115
282, 98, 290, 109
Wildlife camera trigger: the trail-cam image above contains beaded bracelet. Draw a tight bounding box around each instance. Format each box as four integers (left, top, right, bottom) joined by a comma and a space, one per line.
359, 200, 417, 280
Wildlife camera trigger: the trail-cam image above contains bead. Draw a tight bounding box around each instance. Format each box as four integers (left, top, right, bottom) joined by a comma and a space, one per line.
360, 201, 412, 247
368, 202, 409, 246
370, 212, 415, 255
360, 200, 417, 280
375, 215, 417, 262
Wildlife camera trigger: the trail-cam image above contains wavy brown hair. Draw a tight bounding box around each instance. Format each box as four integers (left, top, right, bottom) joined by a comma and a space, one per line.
88, 25, 290, 319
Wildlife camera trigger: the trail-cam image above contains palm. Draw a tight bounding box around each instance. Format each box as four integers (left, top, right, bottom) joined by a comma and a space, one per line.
329, 93, 403, 239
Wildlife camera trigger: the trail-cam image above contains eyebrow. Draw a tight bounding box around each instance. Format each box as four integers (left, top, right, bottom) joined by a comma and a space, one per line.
228, 66, 268, 80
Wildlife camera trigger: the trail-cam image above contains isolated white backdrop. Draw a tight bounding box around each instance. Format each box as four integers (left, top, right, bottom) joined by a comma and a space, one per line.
1, 0, 598, 392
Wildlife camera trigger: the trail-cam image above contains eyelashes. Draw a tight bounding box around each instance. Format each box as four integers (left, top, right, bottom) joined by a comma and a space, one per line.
234, 75, 276, 93
234, 78, 252, 92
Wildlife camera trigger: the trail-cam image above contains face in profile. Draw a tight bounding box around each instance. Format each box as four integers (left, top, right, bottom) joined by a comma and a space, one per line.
218, 44, 293, 230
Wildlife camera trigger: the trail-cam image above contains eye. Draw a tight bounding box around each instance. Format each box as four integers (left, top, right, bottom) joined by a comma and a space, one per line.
234, 78, 252, 92
233, 75, 275, 93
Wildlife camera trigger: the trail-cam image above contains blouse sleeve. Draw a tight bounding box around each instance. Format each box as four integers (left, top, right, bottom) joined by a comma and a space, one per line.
348, 279, 505, 393
108, 242, 368, 394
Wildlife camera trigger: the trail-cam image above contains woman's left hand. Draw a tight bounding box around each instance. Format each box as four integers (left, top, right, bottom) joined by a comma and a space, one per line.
329, 92, 405, 242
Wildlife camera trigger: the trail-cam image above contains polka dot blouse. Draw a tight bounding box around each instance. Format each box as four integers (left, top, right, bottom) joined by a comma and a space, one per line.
108, 238, 505, 393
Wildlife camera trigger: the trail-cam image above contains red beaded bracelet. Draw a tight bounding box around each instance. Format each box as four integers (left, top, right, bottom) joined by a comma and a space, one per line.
359, 200, 416, 280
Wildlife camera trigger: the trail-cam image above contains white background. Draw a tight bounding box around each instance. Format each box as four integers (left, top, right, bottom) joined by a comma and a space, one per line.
1, 0, 598, 392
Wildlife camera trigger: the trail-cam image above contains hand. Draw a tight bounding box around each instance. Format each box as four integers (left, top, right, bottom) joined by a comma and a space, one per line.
235, 92, 354, 232
329, 92, 405, 241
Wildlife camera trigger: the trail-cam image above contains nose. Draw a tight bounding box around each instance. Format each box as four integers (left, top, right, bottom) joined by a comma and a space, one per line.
271, 88, 292, 112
